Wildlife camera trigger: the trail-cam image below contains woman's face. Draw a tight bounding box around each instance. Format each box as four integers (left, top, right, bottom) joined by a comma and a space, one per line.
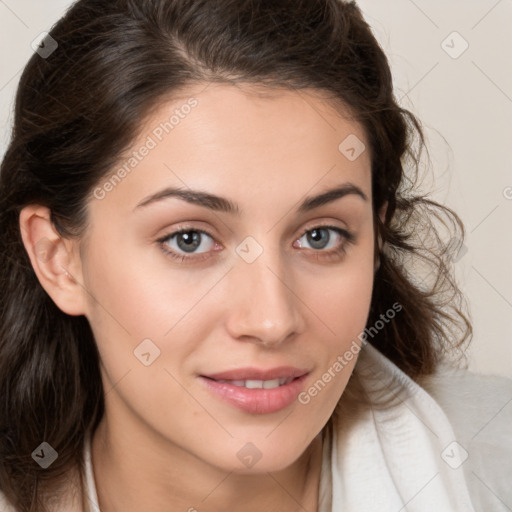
78, 83, 378, 473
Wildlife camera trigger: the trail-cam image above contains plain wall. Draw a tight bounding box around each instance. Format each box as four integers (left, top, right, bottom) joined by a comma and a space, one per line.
1, 0, 511, 377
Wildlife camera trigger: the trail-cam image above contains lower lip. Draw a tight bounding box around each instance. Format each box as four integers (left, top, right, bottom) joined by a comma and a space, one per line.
199, 374, 309, 414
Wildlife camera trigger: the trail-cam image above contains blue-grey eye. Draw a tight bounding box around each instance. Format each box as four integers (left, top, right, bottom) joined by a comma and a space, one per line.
164, 230, 215, 254
298, 227, 342, 250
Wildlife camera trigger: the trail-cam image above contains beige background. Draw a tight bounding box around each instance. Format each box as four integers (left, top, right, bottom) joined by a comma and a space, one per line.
1, 0, 511, 377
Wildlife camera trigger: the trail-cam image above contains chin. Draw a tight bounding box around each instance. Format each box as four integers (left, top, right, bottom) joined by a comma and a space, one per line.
207, 435, 314, 475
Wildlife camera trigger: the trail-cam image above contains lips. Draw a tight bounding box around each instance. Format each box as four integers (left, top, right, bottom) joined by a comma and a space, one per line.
198, 366, 311, 414
201, 366, 309, 382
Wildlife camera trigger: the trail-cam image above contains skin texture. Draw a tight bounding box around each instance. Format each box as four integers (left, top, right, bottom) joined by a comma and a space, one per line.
20, 83, 386, 512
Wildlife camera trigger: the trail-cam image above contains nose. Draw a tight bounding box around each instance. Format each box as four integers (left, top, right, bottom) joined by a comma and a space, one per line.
224, 248, 305, 347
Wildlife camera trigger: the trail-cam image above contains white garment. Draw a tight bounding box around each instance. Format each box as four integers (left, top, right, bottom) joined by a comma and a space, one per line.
1, 343, 511, 511
317, 343, 512, 511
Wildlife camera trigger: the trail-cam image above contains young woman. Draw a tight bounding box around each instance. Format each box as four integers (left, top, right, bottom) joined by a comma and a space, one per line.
1, 1, 510, 511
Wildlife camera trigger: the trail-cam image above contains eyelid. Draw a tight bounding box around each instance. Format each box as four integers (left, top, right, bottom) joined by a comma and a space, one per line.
156, 220, 350, 244
299, 218, 350, 234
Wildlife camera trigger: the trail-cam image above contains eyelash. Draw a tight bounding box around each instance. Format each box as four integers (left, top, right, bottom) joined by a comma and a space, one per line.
156, 224, 356, 264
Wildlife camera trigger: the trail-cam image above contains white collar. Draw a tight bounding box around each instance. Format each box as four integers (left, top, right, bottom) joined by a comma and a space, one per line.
83, 432, 100, 512
318, 342, 475, 511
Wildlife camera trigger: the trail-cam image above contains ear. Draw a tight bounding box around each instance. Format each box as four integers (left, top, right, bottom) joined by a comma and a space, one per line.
374, 201, 388, 273
19, 205, 88, 316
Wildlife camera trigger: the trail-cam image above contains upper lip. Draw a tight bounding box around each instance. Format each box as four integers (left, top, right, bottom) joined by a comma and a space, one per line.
201, 366, 310, 381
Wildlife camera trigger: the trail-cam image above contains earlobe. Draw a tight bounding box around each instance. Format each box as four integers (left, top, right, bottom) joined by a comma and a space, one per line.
378, 200, 388, 226
19, 205, 87, 316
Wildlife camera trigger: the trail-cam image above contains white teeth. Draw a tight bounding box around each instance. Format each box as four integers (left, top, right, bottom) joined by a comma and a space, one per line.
245, 379, 265, 389
215, 377, 293, 389
263, 379, 281, 389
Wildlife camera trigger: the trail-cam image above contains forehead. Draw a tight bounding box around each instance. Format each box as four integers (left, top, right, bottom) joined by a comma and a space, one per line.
91, 83, 372, 216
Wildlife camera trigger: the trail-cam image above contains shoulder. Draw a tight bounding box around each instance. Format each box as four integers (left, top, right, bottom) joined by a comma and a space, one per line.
419, 363, 512, 511
418, 363, 512, 440
340, 344, 512, 511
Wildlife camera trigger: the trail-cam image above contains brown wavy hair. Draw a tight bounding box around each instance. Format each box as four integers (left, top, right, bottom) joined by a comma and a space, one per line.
0, 0, 472, 510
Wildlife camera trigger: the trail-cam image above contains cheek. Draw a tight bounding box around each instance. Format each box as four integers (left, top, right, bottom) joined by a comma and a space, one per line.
81, 234, 181, 337
304, 251, 375, 337
81, 235, 220, 382
79, 236, 165, 380
297, 266, 373, 414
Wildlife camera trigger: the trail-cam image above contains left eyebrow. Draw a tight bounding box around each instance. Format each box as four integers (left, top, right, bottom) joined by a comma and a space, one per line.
134, 182, 368, 214
297, 182, 368, 213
